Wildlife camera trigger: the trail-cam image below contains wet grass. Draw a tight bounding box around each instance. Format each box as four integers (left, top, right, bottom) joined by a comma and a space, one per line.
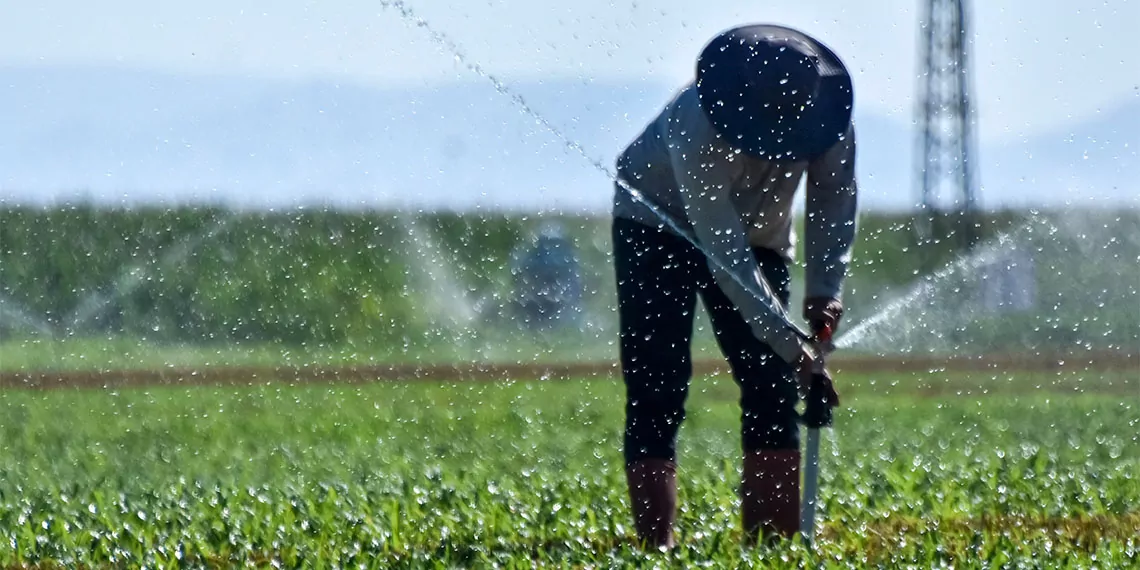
1, 371, 1137, 568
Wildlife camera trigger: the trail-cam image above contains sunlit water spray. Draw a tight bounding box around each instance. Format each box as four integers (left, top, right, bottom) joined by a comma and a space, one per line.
834, 219, 1039, 350
64, 216, 236, 334
836, 211, 1139, 356
394, 211, 478, 330
377, 3, 1140, 359
0, 294, 55, 336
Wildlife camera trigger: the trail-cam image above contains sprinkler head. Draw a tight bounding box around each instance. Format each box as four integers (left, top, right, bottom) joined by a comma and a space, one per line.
812, 323, 837, 361
816, 323, 833, 343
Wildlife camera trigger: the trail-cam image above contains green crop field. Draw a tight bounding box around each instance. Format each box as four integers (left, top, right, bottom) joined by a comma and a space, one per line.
2, 369, 1136, 569
2, 205, 1138, 567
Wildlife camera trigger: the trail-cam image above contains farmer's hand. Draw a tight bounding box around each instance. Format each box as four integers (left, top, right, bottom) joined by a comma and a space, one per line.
803, 297, 843, 339
793, 344, 821, 398
795, 342, 842, 411
801, 364, 841, 427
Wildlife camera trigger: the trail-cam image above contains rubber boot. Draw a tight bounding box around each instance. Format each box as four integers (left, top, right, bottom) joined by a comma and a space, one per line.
625, 458, 678, 549
741, 449, 801, 546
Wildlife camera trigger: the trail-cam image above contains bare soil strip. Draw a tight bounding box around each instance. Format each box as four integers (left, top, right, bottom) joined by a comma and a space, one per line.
1, 351, 1135, 392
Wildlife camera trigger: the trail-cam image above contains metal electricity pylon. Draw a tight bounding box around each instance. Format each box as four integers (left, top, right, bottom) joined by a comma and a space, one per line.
914, 0, 981, 249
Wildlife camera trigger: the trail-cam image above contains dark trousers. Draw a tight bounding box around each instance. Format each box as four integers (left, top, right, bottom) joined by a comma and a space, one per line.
613, 217, 800, 465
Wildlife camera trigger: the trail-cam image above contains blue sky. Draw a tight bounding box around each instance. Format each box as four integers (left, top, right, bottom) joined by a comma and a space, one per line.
4, 0, 1137, 143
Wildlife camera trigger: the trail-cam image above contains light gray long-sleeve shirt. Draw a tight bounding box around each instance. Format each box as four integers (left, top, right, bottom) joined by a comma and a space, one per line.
612, 83, 858, 364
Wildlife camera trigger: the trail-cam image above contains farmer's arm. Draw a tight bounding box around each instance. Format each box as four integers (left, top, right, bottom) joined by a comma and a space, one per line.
804, 124, 859, 302
670, 141, 808, 365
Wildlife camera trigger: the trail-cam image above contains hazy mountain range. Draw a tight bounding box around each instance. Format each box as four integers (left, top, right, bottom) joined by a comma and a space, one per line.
2, 65, 1136, 213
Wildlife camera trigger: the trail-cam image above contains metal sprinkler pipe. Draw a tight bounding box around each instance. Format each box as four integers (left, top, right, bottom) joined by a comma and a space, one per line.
800, 322, 837, 548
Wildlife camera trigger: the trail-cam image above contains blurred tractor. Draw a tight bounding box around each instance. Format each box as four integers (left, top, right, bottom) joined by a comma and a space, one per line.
508, 222, 584, 331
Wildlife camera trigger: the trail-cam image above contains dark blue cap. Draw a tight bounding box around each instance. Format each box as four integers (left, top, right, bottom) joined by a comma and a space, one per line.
696, 24, 854, 161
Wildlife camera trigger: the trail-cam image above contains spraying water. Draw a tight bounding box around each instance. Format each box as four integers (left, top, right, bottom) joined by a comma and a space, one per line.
834, 210, 1139, 356
377, 0, 811, 343
375, 3, 1140, 359
0, 294, 55, 337
834, 218, 1041, 350
394, 211, 478, 328
64, 216, 235, 334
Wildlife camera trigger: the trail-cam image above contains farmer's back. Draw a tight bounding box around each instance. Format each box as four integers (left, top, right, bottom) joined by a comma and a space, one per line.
613, 84, 814, 264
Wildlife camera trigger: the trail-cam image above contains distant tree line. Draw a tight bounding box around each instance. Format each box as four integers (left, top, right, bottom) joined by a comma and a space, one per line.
3, 203, 1133, 354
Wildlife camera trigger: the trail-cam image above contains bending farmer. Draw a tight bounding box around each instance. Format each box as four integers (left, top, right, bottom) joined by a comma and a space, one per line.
611, 24, 857, 548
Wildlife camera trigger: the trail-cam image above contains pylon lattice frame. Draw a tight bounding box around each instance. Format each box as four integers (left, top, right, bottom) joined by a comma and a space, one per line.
914, 0, 980, 246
